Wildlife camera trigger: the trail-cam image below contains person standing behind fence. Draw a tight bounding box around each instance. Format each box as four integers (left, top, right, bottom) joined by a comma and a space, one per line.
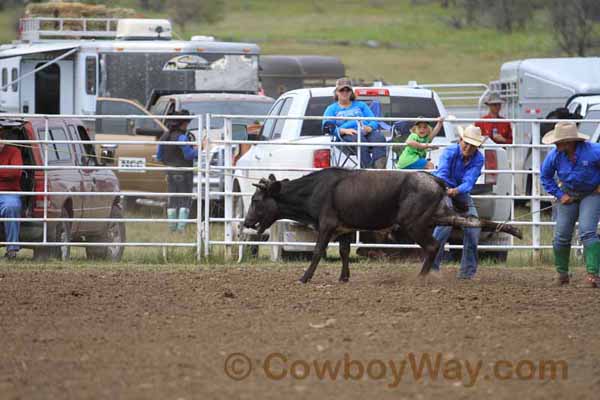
0, 129, 23, 259
156, 110, 197, 233
431, 125, 486, 279
322, 78, 387, 169
540, 122, 600, 288
395, 117, 443, 170
475, 93, 513, 145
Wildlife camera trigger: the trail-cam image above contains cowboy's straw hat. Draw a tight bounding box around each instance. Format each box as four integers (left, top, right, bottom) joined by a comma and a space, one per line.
484, 92, 504, 105
541, 121, 588, 145
457, 125, 486, 147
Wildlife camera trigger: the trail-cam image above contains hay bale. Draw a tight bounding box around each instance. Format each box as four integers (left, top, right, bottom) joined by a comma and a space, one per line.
25, 2, 141, 32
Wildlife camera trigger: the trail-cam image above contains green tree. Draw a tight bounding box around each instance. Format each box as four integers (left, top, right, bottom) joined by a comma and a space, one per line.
549, 0, 600, 56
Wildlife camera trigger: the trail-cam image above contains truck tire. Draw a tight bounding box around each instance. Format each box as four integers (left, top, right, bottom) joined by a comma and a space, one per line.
35, 208, 72, 261
86, 205, 126, 261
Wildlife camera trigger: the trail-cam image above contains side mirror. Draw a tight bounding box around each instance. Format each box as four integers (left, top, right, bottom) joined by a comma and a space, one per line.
100, 144, 118, 166
232, 124, 248, 141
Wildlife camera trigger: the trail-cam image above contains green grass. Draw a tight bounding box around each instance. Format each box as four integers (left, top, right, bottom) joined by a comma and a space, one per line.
0, 0, 567, 83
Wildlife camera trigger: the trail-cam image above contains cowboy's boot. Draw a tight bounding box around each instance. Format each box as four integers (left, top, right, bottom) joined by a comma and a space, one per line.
584, 242, 600, 288
167, 208, 177, 232
373, 157, 387, 169
553, 246, 570, 286
177, 208, 190, 232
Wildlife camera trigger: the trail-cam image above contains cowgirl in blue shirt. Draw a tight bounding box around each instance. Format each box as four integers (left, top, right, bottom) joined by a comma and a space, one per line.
322, 78, 387, 169
432, 125, 486, 279
540, 122, 600, 287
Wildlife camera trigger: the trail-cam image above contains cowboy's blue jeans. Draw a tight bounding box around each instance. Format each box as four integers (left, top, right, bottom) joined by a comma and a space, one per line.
0, 195, 21, 252
432, 194, 480, 278
341, 130, 387, 168
553, 192, 600, 249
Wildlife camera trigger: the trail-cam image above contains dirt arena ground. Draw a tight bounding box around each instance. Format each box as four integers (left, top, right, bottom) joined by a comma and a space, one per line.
1, 262, 599, 399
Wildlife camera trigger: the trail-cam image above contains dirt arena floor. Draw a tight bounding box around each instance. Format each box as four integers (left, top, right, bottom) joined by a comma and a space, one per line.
1, 261, 599, 399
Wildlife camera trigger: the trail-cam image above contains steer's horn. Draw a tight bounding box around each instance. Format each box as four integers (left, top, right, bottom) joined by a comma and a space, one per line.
252, 180, 269, 190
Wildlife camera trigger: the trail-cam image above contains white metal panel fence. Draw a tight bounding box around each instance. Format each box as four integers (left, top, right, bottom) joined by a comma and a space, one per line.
0, 113, 595, 262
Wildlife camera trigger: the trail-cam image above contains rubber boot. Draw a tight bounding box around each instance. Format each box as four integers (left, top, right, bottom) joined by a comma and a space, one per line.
177, 208, 190, 232
167, 208, 177, 232
553, 246, 570, 286
583, 242, 600, 288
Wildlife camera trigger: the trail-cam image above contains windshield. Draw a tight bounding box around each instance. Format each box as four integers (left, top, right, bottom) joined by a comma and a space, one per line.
183, 100, 274, 129
300, 95, 443, 137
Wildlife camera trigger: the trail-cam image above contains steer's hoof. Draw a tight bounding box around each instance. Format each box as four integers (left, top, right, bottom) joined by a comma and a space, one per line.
298, 276, 310, 284
339, 277, 349, 283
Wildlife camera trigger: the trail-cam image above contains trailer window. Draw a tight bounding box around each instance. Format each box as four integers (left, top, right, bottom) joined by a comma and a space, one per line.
86, 57, 97, 95
1, 68, 7, 92
11, 68, 17, 92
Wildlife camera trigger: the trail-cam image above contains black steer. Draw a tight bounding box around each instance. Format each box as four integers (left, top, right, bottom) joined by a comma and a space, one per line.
244, 168, 522, 283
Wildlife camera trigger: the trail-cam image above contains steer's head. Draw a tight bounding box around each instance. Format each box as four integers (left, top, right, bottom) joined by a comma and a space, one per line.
244, 174, 282, 235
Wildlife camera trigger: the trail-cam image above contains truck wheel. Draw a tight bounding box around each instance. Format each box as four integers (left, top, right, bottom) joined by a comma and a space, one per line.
51, 208, 72, 261
86, 205, 126, 261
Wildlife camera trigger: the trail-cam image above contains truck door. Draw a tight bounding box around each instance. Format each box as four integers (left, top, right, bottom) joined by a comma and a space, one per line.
68, 124, 102, 232
95, 98, 167, 193
20, 60, 74, 114
243, 97, 286, 183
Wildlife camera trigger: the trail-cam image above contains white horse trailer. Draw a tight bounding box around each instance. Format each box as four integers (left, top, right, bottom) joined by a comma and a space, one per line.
487, 57, 600, 195
0, 17, 260, 115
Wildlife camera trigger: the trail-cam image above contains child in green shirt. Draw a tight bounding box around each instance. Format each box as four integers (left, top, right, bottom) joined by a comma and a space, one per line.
396, 117, 443, 169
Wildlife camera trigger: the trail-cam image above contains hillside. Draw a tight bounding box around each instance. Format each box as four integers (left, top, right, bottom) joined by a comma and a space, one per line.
0, 0, 564, 84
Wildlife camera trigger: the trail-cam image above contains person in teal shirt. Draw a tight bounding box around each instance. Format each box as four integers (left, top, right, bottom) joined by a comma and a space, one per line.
322, 78, 387, 169
396, 117, 443, 169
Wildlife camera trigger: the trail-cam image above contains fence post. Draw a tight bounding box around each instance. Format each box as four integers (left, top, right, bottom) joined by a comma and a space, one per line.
531, 121, 542, 262
357, 120, 362, 169
204, 114, 211, 258
196, 114, 203, 262
223, 117, 234, 261
43, 117, 49, 247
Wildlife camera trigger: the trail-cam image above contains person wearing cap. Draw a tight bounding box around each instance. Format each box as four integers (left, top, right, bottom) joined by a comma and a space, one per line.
475, 93, 513, 144
431, 125, 486, 279
322, 78, 387, 169
0, 129, 22, 259
540, 121, 600, 288
395, 117, 443, 170
156, 109, 198, 232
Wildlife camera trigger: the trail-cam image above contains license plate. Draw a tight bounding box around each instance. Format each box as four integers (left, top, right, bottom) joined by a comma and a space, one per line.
118, 157, 146, 173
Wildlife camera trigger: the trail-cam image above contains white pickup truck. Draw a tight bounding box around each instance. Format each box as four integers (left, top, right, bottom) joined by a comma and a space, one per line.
233, 86, 512, 260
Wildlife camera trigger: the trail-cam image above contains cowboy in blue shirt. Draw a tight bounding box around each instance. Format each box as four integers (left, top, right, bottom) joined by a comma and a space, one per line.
541, 122, 600, 288
322, 78, 386, 169
432, 125, 486, 279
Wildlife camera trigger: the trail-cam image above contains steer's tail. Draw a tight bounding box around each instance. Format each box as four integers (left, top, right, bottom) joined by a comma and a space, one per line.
436, 215, 523, 239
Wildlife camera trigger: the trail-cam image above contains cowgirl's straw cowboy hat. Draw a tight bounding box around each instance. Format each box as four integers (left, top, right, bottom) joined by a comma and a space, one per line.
484, 92, 504, 105
542, 121, 588, 145
457, 125, 486, 147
